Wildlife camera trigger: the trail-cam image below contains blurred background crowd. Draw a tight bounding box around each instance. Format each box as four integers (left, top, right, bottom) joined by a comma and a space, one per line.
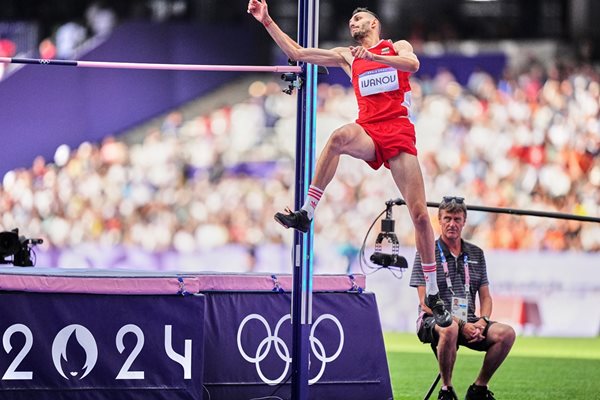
2, 61, 598, 258
0, 0, 598, 272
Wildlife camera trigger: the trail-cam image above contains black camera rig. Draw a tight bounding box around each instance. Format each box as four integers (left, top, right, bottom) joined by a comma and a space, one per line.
0, 229, 43, 267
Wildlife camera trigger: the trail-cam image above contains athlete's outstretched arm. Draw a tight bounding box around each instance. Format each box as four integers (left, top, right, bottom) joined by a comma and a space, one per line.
350, 40, 419, 73
247, 0, 349, 69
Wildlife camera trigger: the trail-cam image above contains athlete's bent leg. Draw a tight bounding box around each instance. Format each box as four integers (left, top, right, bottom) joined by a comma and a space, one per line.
311, 123, 376, 189
274, 123, 375, 232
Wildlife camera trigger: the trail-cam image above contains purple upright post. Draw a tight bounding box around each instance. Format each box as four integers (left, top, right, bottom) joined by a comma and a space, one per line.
291, 0, 319, 399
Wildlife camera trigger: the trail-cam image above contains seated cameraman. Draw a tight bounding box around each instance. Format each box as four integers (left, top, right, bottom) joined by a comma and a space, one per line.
410, 196, 516, 400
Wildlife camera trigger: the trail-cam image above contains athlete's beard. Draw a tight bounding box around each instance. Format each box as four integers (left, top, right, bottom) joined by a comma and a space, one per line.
352, 27, 368, 41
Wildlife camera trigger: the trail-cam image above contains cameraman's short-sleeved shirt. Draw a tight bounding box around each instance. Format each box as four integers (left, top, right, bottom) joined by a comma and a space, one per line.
410, 238, 488, 323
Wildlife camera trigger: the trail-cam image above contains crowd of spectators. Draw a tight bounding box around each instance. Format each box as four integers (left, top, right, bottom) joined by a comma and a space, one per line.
1, 1, 201, 81
0, 60, 598, 268
0, 1, 117, 80
423, 61, 599, 251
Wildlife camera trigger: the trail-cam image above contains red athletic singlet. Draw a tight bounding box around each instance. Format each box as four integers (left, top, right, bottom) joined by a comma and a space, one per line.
351, 39, 417, 169
352, 39, 412, 124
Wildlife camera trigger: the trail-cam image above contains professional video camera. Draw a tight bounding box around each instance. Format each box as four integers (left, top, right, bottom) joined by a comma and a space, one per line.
370, 200, 408, 270
359, 198, 408, 277
0, 229, 43, 267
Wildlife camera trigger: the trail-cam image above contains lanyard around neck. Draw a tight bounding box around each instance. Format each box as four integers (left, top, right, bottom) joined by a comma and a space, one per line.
436, 240, 469, 295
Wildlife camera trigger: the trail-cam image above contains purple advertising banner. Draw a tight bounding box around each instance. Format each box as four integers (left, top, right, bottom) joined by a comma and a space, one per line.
0, 292, 205, 400
203, 292, 393, 400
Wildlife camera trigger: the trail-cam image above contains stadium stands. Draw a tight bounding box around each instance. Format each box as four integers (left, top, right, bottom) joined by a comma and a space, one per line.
1, 60, 598, 264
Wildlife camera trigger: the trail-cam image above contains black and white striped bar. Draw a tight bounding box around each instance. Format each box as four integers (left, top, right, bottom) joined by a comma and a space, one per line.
0, 56, 302, 73
390, 198, 600, 223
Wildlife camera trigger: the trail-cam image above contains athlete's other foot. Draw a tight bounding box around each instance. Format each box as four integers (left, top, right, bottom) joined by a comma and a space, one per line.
426, 293, 452, 328
274, 207, 311, 233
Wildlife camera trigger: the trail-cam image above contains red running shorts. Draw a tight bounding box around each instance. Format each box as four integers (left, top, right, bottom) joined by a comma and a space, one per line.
358, 117, 417, 170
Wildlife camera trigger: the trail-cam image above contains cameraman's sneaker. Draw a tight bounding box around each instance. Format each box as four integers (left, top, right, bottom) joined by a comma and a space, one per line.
438, 387, 458, 400
465, 384, 495, 400
274, 208, 311, 233
426, 293, 452, 328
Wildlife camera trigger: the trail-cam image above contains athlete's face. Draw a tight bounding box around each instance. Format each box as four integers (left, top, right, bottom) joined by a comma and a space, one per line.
348, 12, 376, 41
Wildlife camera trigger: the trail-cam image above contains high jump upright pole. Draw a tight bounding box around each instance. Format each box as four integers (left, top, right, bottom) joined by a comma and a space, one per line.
291, 0, 319, 399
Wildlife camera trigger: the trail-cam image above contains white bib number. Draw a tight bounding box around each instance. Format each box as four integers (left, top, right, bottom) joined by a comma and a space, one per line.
358, 67, 399, 96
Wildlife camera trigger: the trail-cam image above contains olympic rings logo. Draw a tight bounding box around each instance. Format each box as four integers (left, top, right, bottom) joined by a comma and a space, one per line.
38, 59, 51, 64
236, 313, 344, 385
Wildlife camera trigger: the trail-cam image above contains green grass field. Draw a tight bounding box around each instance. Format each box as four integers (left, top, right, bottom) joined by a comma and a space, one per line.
384, 333, 600, 400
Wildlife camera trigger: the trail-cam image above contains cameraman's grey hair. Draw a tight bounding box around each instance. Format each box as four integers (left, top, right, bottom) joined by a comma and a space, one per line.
439, 196, 467, 218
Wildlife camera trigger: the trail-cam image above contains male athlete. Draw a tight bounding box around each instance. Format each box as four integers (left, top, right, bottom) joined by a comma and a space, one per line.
247, 0, 451, 327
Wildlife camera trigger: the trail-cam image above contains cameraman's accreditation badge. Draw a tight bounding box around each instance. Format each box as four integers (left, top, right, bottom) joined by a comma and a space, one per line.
451, 296, 468, 322
358, 67, 399, 96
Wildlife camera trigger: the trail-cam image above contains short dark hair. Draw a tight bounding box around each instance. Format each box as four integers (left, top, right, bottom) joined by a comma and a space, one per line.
439, 196, 467, 218
352, 7, 379, 20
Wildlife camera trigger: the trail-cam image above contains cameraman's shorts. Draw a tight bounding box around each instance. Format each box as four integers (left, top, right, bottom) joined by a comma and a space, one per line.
416, 313, 495, 352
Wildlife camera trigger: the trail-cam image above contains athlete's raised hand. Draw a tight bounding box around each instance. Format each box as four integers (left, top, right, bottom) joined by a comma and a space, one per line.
247, 0, 269, 24
350, 46, 374, 61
